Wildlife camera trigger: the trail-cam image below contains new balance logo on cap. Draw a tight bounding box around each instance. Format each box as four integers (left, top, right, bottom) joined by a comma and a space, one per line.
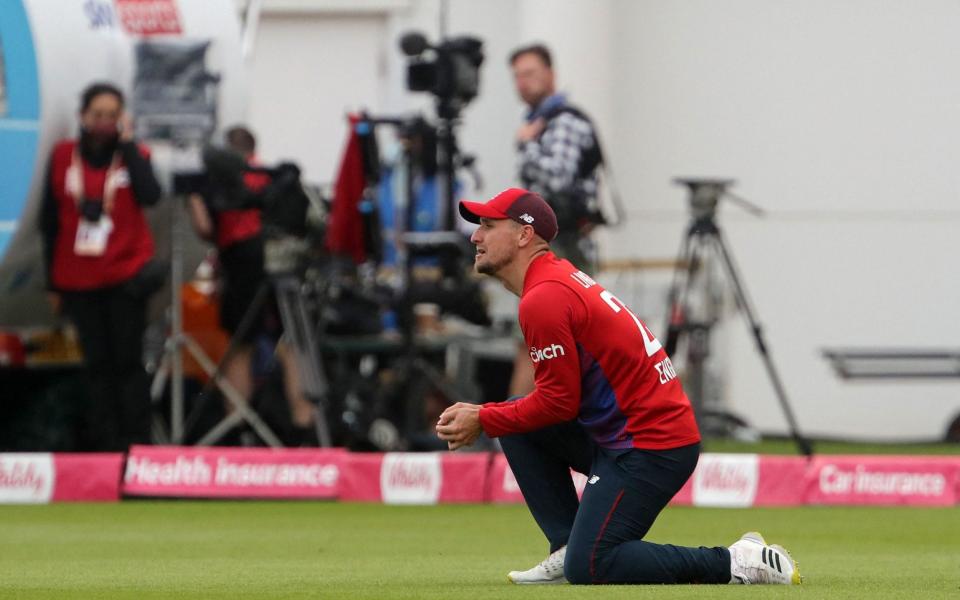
458, 188, 559, 242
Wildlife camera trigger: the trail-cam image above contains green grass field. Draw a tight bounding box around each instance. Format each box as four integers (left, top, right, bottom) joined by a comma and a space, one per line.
1, 501, 957, 599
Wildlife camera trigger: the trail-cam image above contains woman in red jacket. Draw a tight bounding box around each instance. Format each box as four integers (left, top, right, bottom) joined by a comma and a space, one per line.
39, 82, 162, 451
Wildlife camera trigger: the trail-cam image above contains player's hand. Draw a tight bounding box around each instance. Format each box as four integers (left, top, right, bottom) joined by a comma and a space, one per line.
436, 402, 482, 451
516, 118, 545, 143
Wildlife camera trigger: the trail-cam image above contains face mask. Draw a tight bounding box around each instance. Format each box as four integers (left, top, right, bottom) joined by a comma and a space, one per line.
79, 126, 119, 166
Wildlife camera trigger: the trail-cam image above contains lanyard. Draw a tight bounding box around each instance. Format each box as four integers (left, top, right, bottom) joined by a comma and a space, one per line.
66, 147, 123, 216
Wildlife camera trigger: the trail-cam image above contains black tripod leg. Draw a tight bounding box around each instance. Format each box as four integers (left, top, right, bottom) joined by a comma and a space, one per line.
182, 279, 272, 439
711, 232, 813, 457
273, 276, 333, 447
664, 232, 701, 356
664, 233, 713, 429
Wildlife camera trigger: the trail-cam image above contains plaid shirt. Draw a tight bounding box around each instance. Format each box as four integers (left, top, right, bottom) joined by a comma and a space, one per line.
518, 109, 599, 203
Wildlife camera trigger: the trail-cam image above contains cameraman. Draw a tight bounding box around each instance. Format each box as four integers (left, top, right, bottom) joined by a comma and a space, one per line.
510, 43, 603, 272
187, 126, 316, 445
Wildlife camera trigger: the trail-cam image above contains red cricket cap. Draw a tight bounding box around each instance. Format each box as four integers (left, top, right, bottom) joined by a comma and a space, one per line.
458, 188, 558, 242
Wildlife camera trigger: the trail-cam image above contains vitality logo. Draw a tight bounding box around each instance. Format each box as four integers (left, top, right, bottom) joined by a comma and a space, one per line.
529, 343, 566, 363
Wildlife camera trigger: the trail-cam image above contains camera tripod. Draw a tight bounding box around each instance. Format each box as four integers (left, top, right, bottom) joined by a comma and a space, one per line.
664, 178, 812, 457
148, 184, 284, 447
184, 250, 333, 447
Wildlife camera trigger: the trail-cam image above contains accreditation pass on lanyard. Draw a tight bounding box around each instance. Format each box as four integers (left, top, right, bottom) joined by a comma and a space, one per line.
69, 149, 121, 257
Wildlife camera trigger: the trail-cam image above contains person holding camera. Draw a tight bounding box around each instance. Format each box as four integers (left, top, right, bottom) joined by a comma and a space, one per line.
39, 82, 163, 451
510, 43, 604, 272
187, 126, 317, 445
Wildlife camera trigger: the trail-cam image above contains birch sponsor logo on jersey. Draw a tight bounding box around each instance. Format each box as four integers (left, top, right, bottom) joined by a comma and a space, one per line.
380, 453, 442, 504
529, 343, 566, 363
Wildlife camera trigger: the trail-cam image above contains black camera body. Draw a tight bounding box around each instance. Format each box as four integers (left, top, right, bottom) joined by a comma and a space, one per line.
200, 146, 309, 239
79, 198, 104, 222
401, 32, 484, 113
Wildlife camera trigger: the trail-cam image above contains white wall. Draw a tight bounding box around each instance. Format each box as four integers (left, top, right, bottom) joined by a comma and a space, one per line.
246, 12, 387, 183
606, 0, 960, 440
243, 0, 960, 440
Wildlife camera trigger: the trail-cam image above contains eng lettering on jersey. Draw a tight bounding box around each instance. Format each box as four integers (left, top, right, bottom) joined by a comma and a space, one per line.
570, 270, 596, 289
529, 343, 566, 363
654, 357, 678, 384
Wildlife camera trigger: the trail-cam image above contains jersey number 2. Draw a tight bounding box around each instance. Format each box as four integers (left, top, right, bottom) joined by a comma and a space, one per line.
600, 290, 663, 357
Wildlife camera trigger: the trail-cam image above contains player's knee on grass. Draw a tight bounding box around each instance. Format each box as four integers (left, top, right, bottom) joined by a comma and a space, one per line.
563, 542, 594, 584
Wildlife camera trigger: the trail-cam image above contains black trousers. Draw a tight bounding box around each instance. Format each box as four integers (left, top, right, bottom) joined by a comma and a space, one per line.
500, 420, 731, 584
62, 285, 151, 451
218, 236, 269, 342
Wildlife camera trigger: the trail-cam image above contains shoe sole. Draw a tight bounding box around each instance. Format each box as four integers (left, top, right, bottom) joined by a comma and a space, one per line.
506, 575, 567, 585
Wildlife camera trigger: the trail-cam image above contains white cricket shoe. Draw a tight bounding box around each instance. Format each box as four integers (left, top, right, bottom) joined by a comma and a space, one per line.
507, 545, 567, 584
728, 532, 801, 585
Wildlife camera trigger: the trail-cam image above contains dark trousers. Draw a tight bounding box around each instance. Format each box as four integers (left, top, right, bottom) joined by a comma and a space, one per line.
62, 286, 151, 452
500, 420, 731, 584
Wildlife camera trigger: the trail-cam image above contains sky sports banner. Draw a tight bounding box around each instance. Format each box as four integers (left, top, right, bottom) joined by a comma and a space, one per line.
114, 0, 183, 36
0, 453, 123, 504
123, 446, 344, 499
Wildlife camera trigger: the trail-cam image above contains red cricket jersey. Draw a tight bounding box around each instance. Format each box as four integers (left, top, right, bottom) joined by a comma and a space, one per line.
479, 252, 701, 450
48, 140, 154, 291
215, 166, 269, 249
